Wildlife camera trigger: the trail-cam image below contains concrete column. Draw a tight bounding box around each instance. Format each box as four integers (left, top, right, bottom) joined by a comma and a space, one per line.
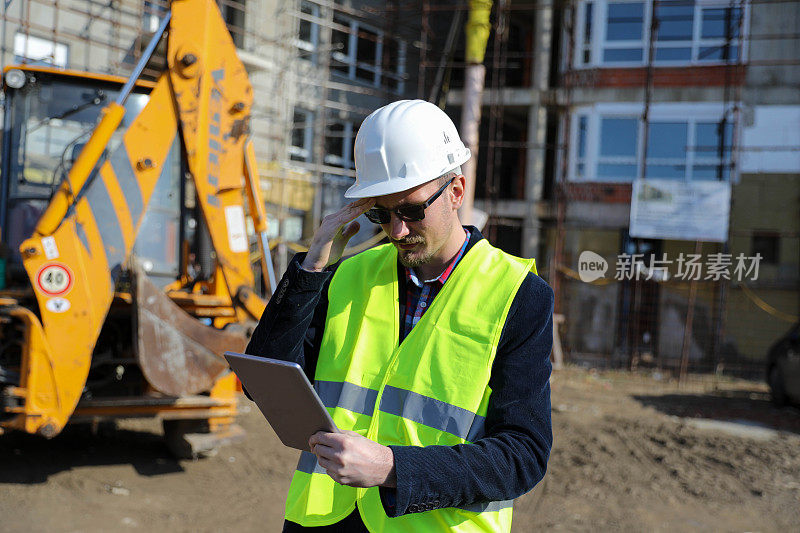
460, 64, 486, 226
523, 104, 547, 257
522, 0, 553, 259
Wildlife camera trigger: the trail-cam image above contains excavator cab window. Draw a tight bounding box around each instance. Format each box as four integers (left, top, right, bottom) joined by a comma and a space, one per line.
132, 135, 182, 288
0, 69, 180, 287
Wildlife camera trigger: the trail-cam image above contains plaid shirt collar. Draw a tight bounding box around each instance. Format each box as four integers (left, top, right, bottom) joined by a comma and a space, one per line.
406, 229, 470, 288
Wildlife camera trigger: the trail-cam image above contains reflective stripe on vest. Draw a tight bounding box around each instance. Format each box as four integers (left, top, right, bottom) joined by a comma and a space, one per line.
285, 239, 536, 532
378, 385, 487, 442
316, 380, 378, 416
314, 381, 486, 441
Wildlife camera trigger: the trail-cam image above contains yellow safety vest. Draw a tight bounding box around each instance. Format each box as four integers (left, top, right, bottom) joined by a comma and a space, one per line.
285, 238, 536, 532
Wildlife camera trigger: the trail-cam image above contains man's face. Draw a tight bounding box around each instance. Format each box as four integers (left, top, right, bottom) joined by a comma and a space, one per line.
372, 178, 459, 268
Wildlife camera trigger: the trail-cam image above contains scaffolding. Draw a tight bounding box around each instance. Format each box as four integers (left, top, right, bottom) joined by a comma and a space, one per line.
2, 0, 798, 378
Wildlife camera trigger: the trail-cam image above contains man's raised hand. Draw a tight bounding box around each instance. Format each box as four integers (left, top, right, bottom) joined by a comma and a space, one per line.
301, 198, 375, 272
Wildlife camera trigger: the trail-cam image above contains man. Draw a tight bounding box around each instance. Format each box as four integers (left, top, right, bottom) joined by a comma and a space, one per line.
245, 100, 553, 532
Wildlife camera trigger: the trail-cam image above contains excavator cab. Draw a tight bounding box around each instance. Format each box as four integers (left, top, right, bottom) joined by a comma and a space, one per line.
1, 67, 183, 288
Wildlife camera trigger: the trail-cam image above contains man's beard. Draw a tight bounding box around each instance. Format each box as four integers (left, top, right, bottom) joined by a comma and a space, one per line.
392, 235, 432, 268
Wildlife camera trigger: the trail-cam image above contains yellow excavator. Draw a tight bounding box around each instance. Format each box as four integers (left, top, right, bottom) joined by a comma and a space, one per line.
0, 0, 276, 456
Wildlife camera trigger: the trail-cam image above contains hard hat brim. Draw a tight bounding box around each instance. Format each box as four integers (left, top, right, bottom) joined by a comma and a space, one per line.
345, 149, 471, 199
344, 178, 430, 199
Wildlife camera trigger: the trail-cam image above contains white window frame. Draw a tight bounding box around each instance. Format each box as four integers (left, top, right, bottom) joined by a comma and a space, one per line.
574, 0, 749, 68
381, 38, 408, 94
295, 1, 321, 59
289, 108, 314, 162
323, 120, 356, 169
14, 33, 68, 67
569, 102, 738, 183
143, 1, 169, 34
332, 18, 382, 87
331, 16, 407, 93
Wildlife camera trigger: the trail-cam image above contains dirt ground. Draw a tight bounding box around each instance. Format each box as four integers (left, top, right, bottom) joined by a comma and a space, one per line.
2, 366, 799, 532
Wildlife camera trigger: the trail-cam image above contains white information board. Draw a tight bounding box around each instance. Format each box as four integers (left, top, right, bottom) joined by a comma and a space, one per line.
224, 205, 249, 253
629, 179, 731, 242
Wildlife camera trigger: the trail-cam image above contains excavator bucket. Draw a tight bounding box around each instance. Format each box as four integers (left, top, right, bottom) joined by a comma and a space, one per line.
132, 259, 249, 396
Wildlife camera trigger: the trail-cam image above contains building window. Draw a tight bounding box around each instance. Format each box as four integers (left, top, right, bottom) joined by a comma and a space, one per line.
218, 0, 247, 48
331, 15, 406, 93
751, 233, 779, 264
576, 115, 589, 179
575, 0, 746, 67
598, 117, 639, 180
143, 1, 169, 33
485, 217, 523, 255
569, 104, 734, 182
603, 1, 646, 63
382, 35, 407, 93
323, 119, 358, 169
580, 2, 594, 64
13, 33, 68, 67
296, 0, 320, 62
290, 108, 314, 162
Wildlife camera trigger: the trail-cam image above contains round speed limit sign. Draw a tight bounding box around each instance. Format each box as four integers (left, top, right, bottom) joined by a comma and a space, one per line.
36, 263, 74, 297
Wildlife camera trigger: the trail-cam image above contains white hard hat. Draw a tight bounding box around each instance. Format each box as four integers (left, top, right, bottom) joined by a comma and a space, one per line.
346, 100, 471, 198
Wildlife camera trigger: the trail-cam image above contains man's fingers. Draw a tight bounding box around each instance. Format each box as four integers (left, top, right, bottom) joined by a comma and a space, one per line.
331, 200, 373, 239
338, 198, 374, 223
321, 199, 370, 230
317, 455, 337, 471
309, 430, 334, 451
310, 431, 335, 446
308, 430, 324, 446
306, 199, 374, 271
317, 457, 348, 486
312, 442, 338, 462
351, 197, 373, 208
309, 431, 346, 456
342, 221, 360, 240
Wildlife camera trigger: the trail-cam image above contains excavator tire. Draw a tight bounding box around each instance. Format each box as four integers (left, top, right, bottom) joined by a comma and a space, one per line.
162, 419, 245, 459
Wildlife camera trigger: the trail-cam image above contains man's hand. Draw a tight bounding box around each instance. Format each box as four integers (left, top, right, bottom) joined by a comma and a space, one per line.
301, 198, 375, 272
309, 430, 396, 488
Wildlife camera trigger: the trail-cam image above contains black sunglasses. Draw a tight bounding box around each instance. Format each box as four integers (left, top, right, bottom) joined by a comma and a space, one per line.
365, 177, 456, 224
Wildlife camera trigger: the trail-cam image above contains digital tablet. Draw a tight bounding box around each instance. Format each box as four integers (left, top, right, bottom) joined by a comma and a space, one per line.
224, 351, 339, 450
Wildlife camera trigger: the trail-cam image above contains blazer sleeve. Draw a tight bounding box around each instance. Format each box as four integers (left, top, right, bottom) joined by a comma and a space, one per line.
243, 253, 333, 383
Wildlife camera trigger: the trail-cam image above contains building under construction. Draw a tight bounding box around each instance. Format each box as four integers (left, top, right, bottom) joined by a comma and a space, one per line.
357, 0, 800, 377
2, 0, 799, 376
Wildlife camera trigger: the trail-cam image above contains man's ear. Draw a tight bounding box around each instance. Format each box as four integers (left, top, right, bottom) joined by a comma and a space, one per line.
450, 175, 466, 210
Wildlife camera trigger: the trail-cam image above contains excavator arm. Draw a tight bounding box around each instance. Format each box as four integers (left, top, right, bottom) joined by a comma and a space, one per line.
6, 0, 268, 437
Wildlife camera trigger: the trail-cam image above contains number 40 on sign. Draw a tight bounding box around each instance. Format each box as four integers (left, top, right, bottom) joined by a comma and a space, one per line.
35, 263, 74, 296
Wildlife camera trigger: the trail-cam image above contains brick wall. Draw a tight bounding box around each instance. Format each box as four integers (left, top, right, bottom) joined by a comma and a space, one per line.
562, 65, 747, 89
